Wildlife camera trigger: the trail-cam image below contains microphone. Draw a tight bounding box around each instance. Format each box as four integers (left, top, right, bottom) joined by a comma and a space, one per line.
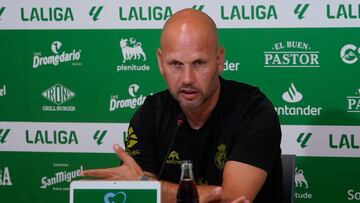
157, 114, 185, 180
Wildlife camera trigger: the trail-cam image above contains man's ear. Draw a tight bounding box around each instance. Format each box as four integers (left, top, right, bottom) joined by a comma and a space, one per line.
217, 47, 225, 73
157, 48, 164, 75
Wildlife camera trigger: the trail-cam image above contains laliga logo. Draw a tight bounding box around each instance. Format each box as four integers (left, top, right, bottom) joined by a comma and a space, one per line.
104, 192, 127, 203
340, 44, 360, 64
282, 83, 303, 103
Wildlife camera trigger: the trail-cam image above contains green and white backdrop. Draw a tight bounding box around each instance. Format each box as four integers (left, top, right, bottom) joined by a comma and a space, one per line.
0, 1, 360, 202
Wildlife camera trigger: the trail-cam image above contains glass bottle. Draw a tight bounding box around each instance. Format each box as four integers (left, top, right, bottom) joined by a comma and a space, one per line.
176, 160, 199, 203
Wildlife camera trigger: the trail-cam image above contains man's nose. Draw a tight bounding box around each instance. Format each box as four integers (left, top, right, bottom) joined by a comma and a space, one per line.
182, 66, 195, 84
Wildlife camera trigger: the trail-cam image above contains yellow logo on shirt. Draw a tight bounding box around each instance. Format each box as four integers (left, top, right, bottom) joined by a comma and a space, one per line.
215, 144, 226, 170
125, 127, 140, 156
166, 151, 181, 164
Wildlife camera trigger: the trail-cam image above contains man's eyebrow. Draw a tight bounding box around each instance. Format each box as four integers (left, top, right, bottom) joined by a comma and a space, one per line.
167, 59, 183, 64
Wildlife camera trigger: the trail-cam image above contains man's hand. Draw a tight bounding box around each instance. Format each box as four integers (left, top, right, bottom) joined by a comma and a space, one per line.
81, 144, 144, 180
200, 186, 250, 203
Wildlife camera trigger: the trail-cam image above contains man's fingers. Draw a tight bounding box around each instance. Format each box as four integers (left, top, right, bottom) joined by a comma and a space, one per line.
230, 196, 250, 203
113, 144, 142, 173
81, 167, 119, 178
200, 186, 222, 203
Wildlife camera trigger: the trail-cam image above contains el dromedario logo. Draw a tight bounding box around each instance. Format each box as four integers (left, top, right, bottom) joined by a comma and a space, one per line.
33, 41, 82, 69
116, 37, 150, 72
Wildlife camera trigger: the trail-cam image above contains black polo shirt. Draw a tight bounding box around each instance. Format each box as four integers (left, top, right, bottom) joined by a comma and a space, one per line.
125, 77, 282, 203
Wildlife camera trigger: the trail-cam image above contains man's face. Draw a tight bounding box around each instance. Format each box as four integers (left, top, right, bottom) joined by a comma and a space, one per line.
157, 32, 224, 109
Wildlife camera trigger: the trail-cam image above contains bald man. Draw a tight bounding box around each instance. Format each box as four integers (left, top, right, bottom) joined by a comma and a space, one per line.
82, 9, 282, 203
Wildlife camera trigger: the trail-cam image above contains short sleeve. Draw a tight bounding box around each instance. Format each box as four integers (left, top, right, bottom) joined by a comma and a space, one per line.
227, 90, 282, 174
125, 99, 160, 175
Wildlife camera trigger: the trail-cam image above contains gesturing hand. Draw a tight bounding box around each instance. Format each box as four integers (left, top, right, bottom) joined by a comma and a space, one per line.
81, 144, 144, 180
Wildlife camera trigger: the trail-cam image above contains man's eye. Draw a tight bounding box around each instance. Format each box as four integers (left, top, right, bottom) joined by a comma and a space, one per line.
194, 60, 206, 67
170, 62, 182, 69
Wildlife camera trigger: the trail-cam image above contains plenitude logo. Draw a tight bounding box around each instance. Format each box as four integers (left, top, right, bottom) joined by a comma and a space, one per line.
347, 88, 360, 113
0, 167, 12, 186
341, 44, 360, 64
264, 41, 320, 68
42, 84, 76, 112
33, 41, 82, 69
0, 85, 6, 96
109, 84, 150, 111
116, 37, 150, 72
275, 83, 322, 116
295, 167, 312, 199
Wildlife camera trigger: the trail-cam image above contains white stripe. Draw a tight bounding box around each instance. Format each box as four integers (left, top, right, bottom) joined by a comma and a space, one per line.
1, 0, 360, 29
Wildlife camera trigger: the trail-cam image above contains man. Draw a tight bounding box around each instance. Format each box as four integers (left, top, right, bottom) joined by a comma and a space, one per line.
82, 9, 282, 203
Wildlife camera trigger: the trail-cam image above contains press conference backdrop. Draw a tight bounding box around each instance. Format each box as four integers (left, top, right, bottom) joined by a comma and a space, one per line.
0, 1, 359, 202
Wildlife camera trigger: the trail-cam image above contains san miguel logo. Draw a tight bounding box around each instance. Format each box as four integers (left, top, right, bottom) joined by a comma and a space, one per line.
40, 165, 83, 189
42, 84, 76, 112
109, 84, 148, 111
264, 41, 320, 68
33, 41, 82, 69
116, 37, 150, 72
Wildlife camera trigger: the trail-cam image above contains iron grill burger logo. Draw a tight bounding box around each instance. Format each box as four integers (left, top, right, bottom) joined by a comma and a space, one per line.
264, 41, 320, 68
109, 84, 148, 111
42, 84, 76, 112
33, 41, 81, 69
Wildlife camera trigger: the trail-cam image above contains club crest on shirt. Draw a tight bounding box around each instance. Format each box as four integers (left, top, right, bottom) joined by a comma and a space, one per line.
166, 151, 181, 164
215, 144, 227, 170
125, 127, 140, 156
